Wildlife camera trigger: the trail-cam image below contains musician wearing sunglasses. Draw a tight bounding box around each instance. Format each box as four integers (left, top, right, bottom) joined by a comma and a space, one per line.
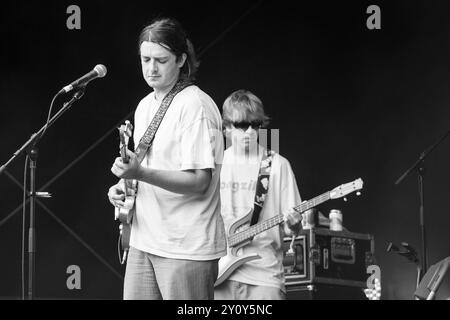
214, 89, 303, 300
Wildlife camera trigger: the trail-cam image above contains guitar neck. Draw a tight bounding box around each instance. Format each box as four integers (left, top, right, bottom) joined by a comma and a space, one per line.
228, 191, 331, 247
120, 145, 132, 195
293, 191, 331, 213
120, 144, 129, 164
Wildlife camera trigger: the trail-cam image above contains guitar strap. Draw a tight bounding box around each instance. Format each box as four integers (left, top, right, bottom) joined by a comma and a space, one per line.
134, 79, 194, 163
250, 149, 275, 226
117, 82, 192, 265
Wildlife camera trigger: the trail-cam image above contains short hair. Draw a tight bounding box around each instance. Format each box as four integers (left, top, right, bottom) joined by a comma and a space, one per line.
222, 90, 270, 128
138, 17, 199, 80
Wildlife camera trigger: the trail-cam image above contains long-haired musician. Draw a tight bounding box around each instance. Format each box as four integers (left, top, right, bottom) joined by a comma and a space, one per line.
107, 17, 226, 300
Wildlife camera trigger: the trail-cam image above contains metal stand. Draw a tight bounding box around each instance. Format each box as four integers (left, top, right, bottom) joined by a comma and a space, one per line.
27, 147, 37, 300
0, 88, 85, 299
395, 130, 450, 281
417, 162, 426, 278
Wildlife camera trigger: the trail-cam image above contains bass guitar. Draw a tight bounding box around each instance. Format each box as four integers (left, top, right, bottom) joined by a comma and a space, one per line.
215, 178, 363, 287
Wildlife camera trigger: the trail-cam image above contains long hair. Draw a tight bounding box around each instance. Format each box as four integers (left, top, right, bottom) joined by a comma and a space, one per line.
138, 17, 199, 80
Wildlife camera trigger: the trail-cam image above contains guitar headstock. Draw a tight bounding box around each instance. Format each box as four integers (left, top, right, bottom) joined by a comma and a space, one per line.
118, 120, 133, 162
118, 120, 133, 144
330, 178, 363, 200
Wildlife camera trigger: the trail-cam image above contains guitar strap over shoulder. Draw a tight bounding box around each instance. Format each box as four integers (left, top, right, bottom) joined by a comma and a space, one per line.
134, 79, 193, 163
250, 149, 275, 226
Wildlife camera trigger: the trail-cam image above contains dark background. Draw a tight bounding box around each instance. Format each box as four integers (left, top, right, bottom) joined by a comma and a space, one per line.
1, 0, 449, 300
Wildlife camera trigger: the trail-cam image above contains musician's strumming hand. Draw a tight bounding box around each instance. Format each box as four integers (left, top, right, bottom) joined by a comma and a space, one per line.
111, 149, 142, 180
282, 207, 303, 236
108, 180, 126, 208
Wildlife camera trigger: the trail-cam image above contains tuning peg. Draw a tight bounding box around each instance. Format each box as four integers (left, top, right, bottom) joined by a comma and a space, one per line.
356, 192, 361, 196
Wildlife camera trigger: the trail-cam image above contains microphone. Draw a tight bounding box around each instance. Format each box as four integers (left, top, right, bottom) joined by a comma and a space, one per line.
59, 64, 107, 94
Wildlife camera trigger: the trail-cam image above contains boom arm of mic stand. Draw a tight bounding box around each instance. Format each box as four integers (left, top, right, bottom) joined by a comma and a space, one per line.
0, 88, 86, 175
395, 130, 450, 185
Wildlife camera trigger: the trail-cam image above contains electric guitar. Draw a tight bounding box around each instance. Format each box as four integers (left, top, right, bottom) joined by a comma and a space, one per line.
115, 120, 137, 264
215, 178, 364, 287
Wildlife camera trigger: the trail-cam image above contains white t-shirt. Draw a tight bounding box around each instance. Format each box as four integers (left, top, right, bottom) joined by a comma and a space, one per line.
130, 85, 226, 260
220, 148, 301, 291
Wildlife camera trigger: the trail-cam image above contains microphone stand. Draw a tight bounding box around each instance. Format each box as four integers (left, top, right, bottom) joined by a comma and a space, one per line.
395, 130, 450, 282
0, 87, 86, 300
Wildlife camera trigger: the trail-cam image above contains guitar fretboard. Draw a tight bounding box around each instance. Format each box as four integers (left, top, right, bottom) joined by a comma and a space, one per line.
119, 131, 131, 196
228, 191, 331, 247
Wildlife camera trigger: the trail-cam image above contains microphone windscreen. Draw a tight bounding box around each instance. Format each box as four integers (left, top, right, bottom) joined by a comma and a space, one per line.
94, 64, 107, 77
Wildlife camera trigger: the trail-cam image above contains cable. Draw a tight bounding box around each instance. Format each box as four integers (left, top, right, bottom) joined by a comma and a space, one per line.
21, 155, 29, 300
117, 233, 122, 265
39, 92, 60, 141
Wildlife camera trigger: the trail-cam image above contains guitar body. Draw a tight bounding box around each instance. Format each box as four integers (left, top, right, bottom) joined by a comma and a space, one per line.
114, 189, 136, 257
118, 220, 131, 259
215, 250, 260, 287
215, 208, 261, 287
114, 181, 137, 225
114, 121, 136, 264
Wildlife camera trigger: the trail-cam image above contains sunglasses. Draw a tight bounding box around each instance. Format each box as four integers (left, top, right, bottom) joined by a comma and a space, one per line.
231, 121, 262, 130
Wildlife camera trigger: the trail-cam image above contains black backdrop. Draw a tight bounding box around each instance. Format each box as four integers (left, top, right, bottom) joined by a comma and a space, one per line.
1, 0, 450, 300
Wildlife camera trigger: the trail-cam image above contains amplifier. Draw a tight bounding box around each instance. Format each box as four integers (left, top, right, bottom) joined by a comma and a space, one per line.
283, 228, 375, 289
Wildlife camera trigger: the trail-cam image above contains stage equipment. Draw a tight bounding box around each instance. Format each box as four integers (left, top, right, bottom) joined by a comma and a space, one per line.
283, 228, 375, 299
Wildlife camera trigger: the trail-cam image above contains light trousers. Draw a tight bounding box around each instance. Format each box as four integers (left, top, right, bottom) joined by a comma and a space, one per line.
124, 246, 218, 300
